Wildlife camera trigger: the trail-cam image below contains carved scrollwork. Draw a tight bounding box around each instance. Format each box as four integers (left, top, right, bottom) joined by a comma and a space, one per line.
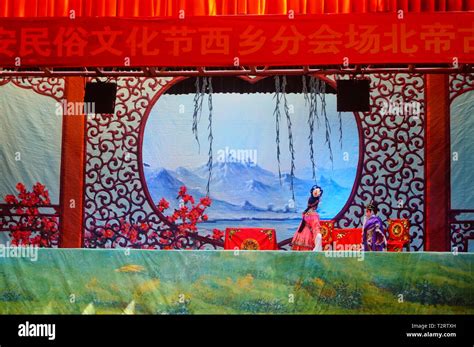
334, 74, 425, 251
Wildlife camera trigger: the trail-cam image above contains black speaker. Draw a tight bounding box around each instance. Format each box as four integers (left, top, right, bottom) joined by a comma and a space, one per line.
336, 79, 370, 112
84, 82, 117, 114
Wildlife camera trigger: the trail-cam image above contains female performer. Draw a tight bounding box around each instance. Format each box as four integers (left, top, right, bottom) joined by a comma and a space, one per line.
291, 185, 322, 251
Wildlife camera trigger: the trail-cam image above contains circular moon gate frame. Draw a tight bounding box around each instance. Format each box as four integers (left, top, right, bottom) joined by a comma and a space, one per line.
82, 73, 427, 251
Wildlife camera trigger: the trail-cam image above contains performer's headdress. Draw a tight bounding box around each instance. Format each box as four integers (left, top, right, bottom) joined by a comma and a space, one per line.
366, 200, 379, 214
310, 185, 323, 198
305, 185, 323, 211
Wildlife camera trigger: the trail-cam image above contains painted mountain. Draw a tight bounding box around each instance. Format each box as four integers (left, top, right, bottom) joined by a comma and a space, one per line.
144, 161, 354, 220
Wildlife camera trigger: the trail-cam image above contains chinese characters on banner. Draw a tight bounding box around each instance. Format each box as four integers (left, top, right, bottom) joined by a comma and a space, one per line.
0, 13, 473, 67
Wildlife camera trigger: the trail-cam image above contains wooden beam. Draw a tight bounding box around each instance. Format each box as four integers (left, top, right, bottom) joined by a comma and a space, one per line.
424, 74, 450, 251
59, 77, 86, 248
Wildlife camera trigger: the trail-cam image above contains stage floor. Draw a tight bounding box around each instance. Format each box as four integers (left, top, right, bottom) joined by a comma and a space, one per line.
0, 249, 472, 314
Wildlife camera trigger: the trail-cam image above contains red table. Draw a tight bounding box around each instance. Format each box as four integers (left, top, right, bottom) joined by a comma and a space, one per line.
224, 228, 278, 250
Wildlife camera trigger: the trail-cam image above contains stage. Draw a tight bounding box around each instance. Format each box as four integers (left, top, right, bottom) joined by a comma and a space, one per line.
1, 4, 474, 341
0, 249, 471, 314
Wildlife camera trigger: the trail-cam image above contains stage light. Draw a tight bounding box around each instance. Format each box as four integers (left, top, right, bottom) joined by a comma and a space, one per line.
84, 82, 117, 114
336, 79, 370, 112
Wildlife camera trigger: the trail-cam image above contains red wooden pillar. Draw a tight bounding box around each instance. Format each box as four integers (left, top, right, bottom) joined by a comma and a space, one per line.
59, 77, 86, 248
424, 74, 450, 251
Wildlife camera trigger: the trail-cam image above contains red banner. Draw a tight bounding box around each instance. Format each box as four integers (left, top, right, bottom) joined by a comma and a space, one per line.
0, 13, 473, 68
224, 228, 278, 250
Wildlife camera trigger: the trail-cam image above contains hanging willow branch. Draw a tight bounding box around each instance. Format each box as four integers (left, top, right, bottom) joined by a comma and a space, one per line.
206, 77, 213, 196
338, 111, 343, 149
319, 80, 334, 167
310, 77, 321, 129
307, 76, 319, 180
302, 75, 309, 106
191, 77, 209, 154
192, 77, 201, 152
199, 76, 208, 119
282, 76, 296, 201
307, 76, 336, 178
273, 76, 282, 184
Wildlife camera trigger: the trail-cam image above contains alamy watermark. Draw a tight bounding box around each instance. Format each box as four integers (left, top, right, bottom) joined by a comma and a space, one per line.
323, 243, 365, 261
0, 242, 38, 261
216, 146, 257, 166
380, 100, 421, 118
55, 100, 96, 116
18, 321, 55, 341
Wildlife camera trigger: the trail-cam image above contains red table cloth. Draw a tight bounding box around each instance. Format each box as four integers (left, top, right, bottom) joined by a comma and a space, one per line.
224, 227, 278, 250
332, 228, 362, 247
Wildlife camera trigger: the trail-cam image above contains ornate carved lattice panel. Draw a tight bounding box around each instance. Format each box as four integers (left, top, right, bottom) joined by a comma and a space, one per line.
450, 73, 474, 102
0, 77, 64, 102
450, 223, 474, 252
333, 74, 425, 251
